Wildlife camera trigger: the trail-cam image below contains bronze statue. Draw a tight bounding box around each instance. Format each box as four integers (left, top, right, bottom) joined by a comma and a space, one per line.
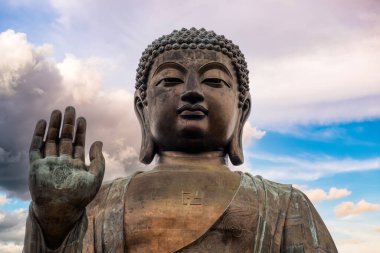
24, 28, 338, 253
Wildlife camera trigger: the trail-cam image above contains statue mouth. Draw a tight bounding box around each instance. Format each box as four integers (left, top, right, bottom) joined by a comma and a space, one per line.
177, 104, 208, 120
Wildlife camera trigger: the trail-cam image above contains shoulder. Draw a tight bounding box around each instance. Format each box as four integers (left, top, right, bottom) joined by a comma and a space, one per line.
241, 173, 337, 251
242, 173, 293, 197
282, 186, 338, 252
240, 173, 294, 212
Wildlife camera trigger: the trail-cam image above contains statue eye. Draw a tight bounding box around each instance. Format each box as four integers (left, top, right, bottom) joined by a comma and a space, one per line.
202, 78, 230, 88
157, 78, 183, 87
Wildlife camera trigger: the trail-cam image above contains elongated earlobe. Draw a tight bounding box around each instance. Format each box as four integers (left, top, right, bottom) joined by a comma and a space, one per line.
228, 95, 251, 165
134, 92, 156, 164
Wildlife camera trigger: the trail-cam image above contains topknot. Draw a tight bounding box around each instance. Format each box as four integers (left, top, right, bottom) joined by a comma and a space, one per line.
136, 28, 250, 104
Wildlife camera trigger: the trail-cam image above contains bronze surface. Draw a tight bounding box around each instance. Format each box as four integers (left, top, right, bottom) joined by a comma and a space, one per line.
23, 28, 338, 253
125, 167, 241, 253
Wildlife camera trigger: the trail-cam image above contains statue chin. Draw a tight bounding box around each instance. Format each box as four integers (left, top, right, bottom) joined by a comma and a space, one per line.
179, 126, 206, 139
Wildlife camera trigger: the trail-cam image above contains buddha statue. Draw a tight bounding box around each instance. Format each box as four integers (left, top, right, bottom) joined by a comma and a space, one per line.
24, 28, 338, 253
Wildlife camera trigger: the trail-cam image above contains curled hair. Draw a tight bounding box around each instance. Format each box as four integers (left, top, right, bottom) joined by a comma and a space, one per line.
136, 27, 250, 105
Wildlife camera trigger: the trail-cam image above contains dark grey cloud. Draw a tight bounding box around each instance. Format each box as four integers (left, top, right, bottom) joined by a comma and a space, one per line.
0, 30, 145, 199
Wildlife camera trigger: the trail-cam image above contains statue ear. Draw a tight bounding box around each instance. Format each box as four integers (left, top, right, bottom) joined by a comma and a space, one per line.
134, 91, 156, 164
227, 94, 251, 165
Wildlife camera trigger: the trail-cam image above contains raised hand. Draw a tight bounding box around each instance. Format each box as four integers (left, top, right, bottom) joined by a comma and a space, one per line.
29, 106, 105, 248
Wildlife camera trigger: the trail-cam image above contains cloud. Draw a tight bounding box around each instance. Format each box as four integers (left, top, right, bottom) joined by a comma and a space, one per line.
0, 207, 27, 253
338, 241, 380, 253
0, 243, 23, 253
0, 29, 144, 198
329, 218, 380, 253
374, 226, 380, 232
45, 0, 380, 129
48, 0, 380, 57
0, 29, 267, 198
252, 35, 380, 129
294, 186, 351, 203
0, 29, 54, 96
0, 194, 10, 206
242, 122, 266, 146
335, 200, 380, 217
246, 152, 380, 181
57, 54, 103, 104
0, 206, 28, 253
0, 208, 27, 243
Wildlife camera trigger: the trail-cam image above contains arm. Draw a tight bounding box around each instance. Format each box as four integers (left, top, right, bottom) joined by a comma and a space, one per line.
281, 188, 338, 253
24, 106, 105, 251
23, 204, 88, 253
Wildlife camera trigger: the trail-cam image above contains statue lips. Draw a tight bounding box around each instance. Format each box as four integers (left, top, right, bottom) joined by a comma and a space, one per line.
177, 104, 208, 120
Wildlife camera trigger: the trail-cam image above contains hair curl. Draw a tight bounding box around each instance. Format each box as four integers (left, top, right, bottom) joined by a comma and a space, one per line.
136, 27, 250, 105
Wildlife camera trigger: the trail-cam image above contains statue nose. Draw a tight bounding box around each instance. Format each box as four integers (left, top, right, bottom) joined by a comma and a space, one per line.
181, 72, 204, 104
180, 90, 204, 104
181, 73, 204, 104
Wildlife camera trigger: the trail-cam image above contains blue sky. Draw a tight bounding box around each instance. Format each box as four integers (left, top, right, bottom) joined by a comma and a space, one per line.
0, 0, 379, 252
252, 120, 380, 200
257, 121, 380, 158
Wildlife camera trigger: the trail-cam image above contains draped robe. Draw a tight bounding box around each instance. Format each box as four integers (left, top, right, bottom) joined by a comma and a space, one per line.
23, 172, 338, 253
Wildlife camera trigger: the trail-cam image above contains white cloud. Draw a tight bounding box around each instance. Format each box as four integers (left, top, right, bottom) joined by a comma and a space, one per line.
252, 35, 380, 129
338, 240, 380, 253
242, 122, 266, 146
0, 29, 53, 96
50, 0, 93, 28
0, 243, 23, 253
294, 186, 351, 203
335, 200, 380, 217
328, 218, 380, 253
246, 152, 380, 181
0, 207, 36, 251
0, 194, 10, 206
0, 208, 27, 243
57, 54, 103, 104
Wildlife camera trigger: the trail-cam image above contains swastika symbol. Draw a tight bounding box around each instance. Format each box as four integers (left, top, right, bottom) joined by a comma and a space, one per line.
182, 191, 202, 205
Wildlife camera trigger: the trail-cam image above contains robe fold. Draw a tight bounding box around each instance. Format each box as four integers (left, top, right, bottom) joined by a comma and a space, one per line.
23, 172, 338, 253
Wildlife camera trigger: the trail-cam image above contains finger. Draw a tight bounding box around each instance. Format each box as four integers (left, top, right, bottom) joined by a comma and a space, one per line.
59, 106, 75, 156
44, 110, 62, 157
89, 141, 105, 180
74, 117, 86, 162
29, 120, 46, 163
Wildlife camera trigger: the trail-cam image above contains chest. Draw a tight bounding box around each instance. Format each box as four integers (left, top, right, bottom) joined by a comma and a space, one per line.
124, 170, 265, 253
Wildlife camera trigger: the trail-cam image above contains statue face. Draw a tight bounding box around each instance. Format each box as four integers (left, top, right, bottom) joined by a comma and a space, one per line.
144, 49, 241, 153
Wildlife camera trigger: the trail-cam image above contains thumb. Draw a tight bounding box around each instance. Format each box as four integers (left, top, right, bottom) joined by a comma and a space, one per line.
89, 141, 105, 178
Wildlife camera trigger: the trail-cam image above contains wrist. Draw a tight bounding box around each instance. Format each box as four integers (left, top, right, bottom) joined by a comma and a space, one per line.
32, 201, 84, 224
32, 202, 84, 249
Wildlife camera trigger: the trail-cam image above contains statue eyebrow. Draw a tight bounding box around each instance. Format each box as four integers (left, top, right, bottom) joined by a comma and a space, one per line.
152, 62, 187, 77
198, 62, 232, 78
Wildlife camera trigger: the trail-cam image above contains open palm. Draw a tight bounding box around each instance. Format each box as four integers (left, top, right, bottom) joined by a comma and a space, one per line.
28, 106, 105, 248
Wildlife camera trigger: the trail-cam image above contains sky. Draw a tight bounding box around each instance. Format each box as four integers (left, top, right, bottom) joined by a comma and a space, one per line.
0, 0, 379, 252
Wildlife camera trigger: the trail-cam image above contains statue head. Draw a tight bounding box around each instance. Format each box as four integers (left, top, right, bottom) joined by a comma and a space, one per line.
134, 28, 251, 165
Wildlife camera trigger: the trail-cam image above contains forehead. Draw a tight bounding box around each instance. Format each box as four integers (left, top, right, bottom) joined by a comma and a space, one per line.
149, 49, 235, 76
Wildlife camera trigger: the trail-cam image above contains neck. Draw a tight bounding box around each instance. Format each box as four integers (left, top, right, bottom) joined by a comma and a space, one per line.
154, 151, 229, 171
